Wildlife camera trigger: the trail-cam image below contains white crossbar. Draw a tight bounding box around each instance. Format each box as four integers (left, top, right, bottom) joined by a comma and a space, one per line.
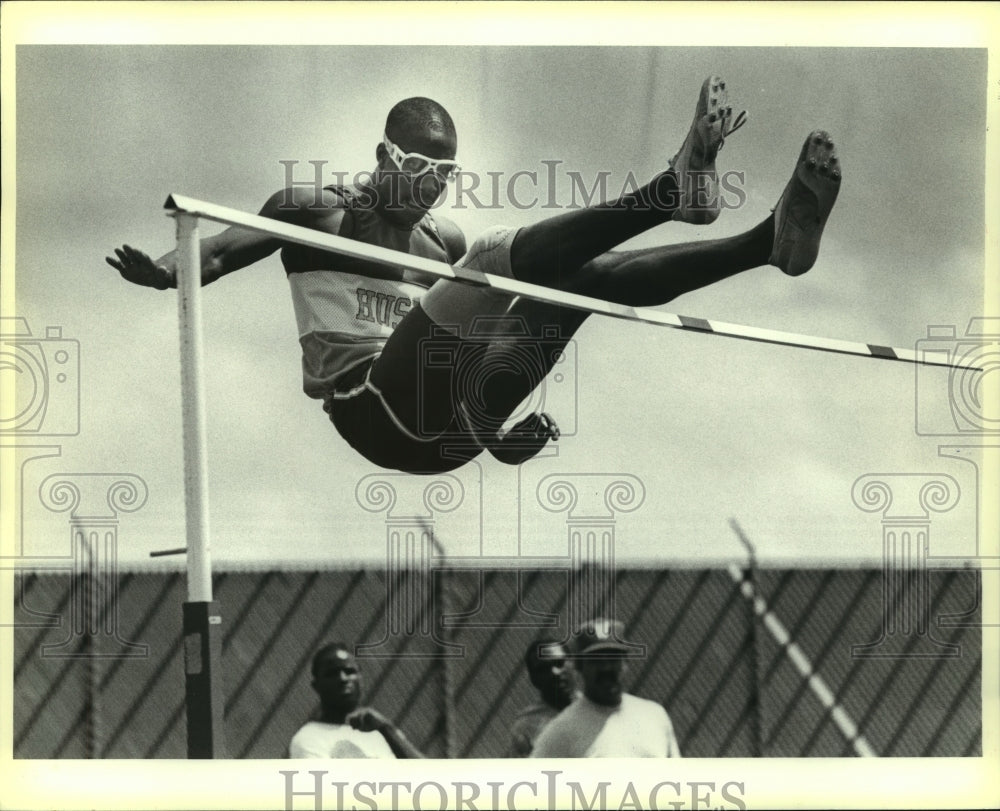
165, 194, 982, 372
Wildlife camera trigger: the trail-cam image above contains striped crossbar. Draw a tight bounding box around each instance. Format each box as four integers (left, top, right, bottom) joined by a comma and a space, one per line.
165, 194, 981, 371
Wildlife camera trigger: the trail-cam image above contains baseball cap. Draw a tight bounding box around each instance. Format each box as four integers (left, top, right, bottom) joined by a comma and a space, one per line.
571, 618, 630, 656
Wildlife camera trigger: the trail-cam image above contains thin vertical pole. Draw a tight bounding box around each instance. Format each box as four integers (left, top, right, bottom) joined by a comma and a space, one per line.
727, 519, 875, 757
174, 212, 225, 758
730, 518, 763, 757
422, 519, 456, 758
175, 213, 212, 604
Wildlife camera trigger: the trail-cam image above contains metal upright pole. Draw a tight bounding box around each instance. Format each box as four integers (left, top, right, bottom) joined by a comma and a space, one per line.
175, 212, 225, 758
730, 518, 763, 757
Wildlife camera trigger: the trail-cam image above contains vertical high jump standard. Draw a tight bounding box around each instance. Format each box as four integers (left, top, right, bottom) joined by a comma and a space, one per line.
174, 211, 225, 758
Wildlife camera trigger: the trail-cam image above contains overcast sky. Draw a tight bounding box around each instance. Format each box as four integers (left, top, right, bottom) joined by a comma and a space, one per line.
7, 39, 994, 569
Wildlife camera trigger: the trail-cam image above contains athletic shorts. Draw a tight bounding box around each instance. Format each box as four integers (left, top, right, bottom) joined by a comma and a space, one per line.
324, 356, 484, 474
322, 226, 520, 474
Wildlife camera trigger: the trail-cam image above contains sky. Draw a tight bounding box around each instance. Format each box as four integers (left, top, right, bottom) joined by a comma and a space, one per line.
4, 26, 997, 572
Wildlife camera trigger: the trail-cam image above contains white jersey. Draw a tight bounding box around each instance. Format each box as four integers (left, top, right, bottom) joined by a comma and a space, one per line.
530, 693, 681, 758
283, 184, 447, 398
289, 270, 427, 397
288, 720, 397, 759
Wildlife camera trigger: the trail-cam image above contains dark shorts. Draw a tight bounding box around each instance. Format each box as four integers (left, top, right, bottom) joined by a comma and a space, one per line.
323, 358, 482, 475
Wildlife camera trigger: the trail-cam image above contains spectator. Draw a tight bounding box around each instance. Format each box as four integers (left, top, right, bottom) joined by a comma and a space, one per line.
508, 637, 578, 756
531, 618, 681, 758
289, 642, 423, 758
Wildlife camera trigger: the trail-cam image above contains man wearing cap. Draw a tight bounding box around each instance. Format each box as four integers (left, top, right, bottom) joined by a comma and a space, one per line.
530, 619, 681, 758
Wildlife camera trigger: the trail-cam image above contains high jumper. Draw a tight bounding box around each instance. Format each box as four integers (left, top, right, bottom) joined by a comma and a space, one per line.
108, 77, 853, 475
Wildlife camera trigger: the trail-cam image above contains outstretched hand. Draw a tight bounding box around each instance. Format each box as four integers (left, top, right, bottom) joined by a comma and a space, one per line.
105, 245, 174, 290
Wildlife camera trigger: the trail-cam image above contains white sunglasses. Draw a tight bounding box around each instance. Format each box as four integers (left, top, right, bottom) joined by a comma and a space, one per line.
382, 133, 461, 181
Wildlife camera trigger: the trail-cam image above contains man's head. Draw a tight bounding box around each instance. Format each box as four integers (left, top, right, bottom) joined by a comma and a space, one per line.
373, 97, 459, 226
571, 618, 631, 708
311, 642, 362, 721
524, 638, 575, 711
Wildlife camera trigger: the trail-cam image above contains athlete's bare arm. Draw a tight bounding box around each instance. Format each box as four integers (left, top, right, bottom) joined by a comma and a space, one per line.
434, 214, 467, 264
388, 212, 466, 289
106, 186, 347, 289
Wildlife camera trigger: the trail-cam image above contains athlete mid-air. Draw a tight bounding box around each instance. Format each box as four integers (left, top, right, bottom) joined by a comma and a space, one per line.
107, 77, 841, 474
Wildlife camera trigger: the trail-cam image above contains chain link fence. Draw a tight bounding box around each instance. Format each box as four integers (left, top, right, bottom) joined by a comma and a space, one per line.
12, 564, 981, 759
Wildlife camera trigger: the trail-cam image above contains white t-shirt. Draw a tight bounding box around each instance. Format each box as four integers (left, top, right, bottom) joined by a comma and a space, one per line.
288, 721, 397, 759
530, 693, 681, 758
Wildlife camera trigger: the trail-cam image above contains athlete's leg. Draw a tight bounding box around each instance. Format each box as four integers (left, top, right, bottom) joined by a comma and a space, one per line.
475, 129, 840, 436
507, 75, 743, 290
325, 366, 479, 474
463, 300, 590, 440
368, 113, 838, 467
474, 216, 773, 432
367, 74, 738, 445
573, 213, 775, 307
369, 211, 771, 467
367, 226, 521, 444
506, 171, 680, 290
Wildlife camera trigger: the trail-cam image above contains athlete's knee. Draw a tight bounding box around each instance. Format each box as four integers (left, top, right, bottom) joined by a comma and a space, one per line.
458, 225, 519, 279
574, 253, 619, 298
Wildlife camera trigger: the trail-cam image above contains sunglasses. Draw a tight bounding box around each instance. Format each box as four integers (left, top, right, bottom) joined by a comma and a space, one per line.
382, 133, 461, 182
